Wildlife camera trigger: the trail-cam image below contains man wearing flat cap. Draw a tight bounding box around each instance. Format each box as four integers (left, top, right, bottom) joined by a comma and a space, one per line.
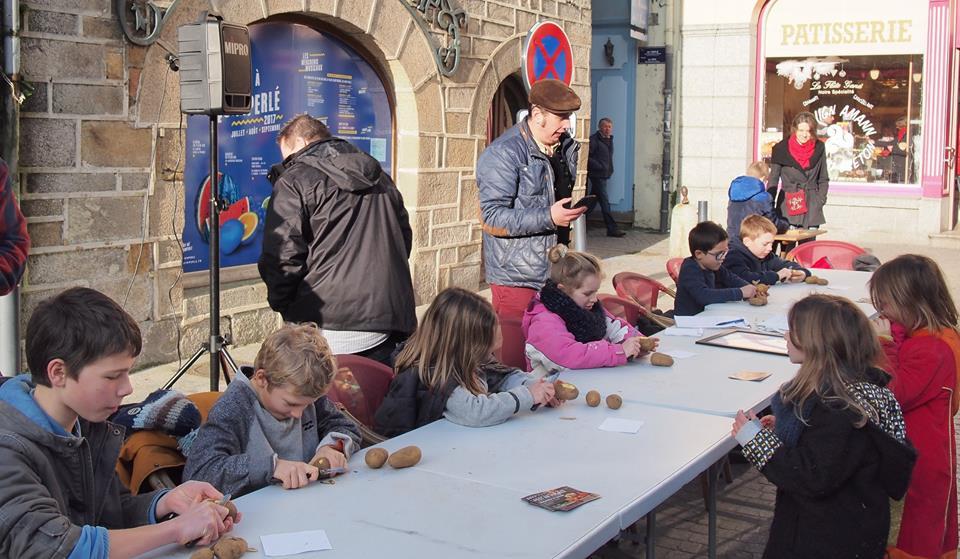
477, 79, 586, 320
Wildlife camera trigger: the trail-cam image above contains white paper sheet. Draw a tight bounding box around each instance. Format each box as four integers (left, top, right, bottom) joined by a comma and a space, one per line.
659, 326, 704, 337
674, 316, 745, 329
598, 418, 645, 434
759, 314, 789, 333
261, 529, 333, 556
659, 349, 697, 359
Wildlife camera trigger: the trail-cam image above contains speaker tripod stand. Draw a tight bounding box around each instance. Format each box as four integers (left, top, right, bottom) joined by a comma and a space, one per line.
163, 115, 240, 392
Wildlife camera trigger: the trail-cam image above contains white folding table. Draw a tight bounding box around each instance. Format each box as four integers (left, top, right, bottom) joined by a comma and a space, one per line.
140, 403, 734, 559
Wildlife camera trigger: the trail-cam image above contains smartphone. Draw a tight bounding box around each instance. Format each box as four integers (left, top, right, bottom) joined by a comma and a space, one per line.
564, 195, 597, 210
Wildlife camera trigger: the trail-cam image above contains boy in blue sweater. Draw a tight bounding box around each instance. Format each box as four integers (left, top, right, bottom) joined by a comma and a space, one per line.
184, 323, 361, 497
723, 215, 810, 285
674, 221, 757, 316
0, 288, 236, 558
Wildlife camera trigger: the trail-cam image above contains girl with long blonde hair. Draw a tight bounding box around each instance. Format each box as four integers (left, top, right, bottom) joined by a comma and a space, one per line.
870, 254, 960, 558
374, 288, 556, 437
732, 294, 915, 557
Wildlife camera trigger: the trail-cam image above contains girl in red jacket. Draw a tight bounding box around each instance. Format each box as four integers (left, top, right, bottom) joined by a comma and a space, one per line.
870, 254, 960, 559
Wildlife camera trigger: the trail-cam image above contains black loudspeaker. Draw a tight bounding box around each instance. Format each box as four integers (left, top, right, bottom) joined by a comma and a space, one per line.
178, 14, 252, 115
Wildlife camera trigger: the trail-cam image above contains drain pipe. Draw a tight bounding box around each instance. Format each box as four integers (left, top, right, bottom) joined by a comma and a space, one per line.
658, 0, 683, 234
1, 0, 21, 376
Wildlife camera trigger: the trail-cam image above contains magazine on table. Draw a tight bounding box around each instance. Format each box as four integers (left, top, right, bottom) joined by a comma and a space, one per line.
522, 486, 600, 512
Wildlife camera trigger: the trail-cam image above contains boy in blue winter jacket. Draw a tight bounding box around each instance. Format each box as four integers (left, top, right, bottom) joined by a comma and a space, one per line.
0, 288, 236, 558
184, 323, 361, 497
724, 215, 810, 285
674, 221, 758, 316
726, 161, 787, 240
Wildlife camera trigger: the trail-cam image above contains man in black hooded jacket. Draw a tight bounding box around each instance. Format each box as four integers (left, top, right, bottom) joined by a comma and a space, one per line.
258, 114, 416, 364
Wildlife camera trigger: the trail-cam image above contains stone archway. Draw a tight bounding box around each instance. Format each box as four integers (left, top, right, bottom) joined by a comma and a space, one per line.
135, 0, 439, 202
468, 35, 525, 139
129, 0, 443, 354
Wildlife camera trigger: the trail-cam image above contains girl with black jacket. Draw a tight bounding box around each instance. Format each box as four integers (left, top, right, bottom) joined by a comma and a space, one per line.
732, 295, 916, 558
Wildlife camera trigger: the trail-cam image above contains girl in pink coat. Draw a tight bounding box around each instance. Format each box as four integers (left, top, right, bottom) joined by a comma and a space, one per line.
522, 245, 657, 376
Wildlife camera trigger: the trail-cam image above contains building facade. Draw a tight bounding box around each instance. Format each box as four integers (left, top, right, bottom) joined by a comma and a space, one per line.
678, 0, 959, 244
12, 0, 593, 368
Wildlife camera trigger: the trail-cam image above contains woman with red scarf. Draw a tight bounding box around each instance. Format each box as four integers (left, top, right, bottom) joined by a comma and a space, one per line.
767, 112, 830, 230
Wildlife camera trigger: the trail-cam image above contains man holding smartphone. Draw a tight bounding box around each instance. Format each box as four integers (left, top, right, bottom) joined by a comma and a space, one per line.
477, 79, 586, 320
587, 118, 625, 237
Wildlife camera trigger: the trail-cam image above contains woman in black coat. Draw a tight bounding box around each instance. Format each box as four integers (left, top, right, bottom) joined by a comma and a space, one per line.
767, 112, 830, 229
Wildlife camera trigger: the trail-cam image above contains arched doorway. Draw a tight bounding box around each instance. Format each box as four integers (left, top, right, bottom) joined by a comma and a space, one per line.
486, 73, 526, 144
181, 21, 395, 274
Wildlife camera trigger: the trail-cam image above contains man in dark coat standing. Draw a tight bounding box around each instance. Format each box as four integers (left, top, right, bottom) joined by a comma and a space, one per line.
259, 114, 416, 365
587, 118, 624, 237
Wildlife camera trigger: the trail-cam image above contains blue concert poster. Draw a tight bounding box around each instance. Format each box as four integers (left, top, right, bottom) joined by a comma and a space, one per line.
182, 22, 393, 272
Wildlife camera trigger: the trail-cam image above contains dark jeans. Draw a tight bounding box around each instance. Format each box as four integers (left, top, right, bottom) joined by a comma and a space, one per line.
587, 175, 618, 234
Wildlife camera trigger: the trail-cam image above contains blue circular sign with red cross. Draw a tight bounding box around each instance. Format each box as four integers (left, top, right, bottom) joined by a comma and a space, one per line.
522, 21, 574, 92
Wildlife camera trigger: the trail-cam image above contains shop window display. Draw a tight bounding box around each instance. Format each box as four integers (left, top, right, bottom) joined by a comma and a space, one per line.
760, 54, 923, 184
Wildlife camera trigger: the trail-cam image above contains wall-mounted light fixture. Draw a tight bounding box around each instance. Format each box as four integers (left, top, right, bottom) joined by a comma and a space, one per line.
913, 72, 922, 83
869, 68, 880, 80
604, 38, 615, 66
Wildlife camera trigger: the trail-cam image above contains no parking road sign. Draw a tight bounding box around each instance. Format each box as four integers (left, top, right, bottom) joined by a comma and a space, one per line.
522, 21, 574, 92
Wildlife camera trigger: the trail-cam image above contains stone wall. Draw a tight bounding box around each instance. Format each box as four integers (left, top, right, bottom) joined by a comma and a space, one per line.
16, 0, 592, 369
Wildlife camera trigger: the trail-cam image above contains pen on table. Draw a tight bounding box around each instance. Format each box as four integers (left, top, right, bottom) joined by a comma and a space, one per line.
715, 319, 745, 327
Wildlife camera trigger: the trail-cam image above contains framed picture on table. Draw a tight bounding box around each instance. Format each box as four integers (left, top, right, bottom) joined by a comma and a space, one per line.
695, 328, 789, 357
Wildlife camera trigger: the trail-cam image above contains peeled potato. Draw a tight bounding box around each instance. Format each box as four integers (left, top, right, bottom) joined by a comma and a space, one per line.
606, 394, 623, 409
387, 446, 422, 469
749, 295, 768, 306
650, 352, 674, 367
309, 456, 330, 470
639, 337, 658, 352
585, 390, 601, 407
211, 537, 251, 559
553, 380, 579, 401
190, 549, 215, 559
365, 448, 389, 469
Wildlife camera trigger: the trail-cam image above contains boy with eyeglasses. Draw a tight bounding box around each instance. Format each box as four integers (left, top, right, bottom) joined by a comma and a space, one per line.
674, 221, 757, 316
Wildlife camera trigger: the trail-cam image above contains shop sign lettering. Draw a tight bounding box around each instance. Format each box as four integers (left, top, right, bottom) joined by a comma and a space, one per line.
810, 78, 864, 95
815, 103, 879, 171
781, 20, 912, 47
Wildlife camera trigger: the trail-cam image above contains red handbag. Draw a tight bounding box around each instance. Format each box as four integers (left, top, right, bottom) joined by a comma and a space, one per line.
784, 190, 808, 216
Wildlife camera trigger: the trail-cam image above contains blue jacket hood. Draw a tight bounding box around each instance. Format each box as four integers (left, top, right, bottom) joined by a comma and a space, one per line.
728, 176, 769, 203
0, 375, 72, 436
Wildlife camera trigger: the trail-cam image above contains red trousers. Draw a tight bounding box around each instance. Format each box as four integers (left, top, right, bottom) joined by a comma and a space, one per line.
490, 284, 536, 321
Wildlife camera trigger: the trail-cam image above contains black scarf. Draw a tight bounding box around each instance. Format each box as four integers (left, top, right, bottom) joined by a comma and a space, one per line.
770, 391, 816, 448
538, 280, 607, 343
